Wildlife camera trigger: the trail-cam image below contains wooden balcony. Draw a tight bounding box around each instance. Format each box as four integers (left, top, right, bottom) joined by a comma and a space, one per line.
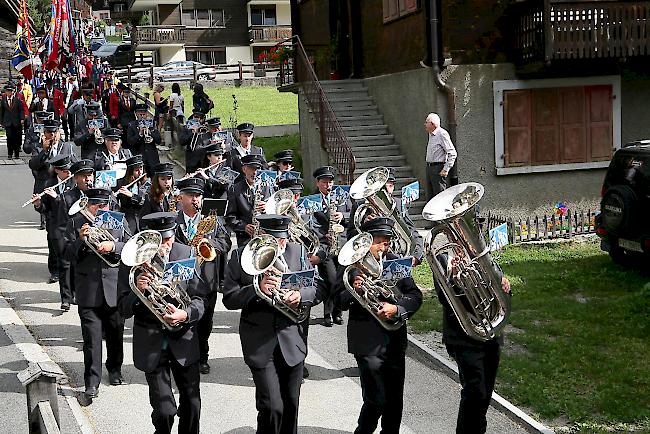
134, 25, 186, 46
249, 25, 293, 44
510, 0, 650, 64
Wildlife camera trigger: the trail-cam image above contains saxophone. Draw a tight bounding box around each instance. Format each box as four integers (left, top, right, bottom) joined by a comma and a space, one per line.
189, 204, 217, 265
251, 182, 263, 237
327, 192, 345, 256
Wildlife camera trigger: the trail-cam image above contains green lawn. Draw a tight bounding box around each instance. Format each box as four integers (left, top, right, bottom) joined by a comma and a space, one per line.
410, 239, 650, 432
161, 86, 298, 126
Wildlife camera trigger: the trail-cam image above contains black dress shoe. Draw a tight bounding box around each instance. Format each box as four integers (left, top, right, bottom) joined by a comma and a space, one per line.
61, 302, 70, 312
199, 362, 210, 374
48, 275, 59, 284
303, 366, 310, 379
108, 371, 124, 385
333, 315, 344, 325
85, 386, 99, 398
38, 224, 46, 230
323, 315, 333, 327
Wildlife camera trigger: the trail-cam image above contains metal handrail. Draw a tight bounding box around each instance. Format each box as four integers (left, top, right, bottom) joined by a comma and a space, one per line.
276, 35, 356, 184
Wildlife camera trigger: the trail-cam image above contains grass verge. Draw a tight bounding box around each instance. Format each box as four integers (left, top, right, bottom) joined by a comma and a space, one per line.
410, 239, 650, 430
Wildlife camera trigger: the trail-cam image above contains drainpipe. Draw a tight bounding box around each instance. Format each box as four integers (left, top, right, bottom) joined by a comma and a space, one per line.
427, 0, 458, 185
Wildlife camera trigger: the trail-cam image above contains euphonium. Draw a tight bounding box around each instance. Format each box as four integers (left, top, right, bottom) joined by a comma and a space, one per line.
189, 203, 217, 265
69, 197, 121, 267
338, 232, 404, 331
350, 167, 413, 257
422, 182, 511, 342
265, 189, 321, 256
121, 230, 192, 332
241, 234, 308, 323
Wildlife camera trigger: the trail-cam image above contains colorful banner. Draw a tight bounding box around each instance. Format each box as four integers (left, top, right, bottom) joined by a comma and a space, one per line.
95, 170, 118, 189
280, 269, 315, 292
401, 181, 420, 217
381, 257, 413, 281
45, 0, 76, 71
94, 210, 125, 231
11, 0, 33, 80
162, 258, 197, 283
489, 223, 509, 251
296, 194, 322, 215
330, 185, 350, 206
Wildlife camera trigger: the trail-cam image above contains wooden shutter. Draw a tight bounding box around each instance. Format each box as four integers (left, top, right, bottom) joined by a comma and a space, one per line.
560, 87, 587, 164
399, 0, 418, 15
504, 90, 532, 167
383, 0, 399, 22
531, 88, 560, 165
586, 85, 613, 161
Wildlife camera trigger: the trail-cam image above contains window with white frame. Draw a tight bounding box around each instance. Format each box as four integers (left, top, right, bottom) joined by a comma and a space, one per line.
251, 6, 277, 26
183, 9, 225, 28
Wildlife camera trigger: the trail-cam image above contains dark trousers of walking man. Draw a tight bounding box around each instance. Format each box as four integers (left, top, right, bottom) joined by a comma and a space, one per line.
6, 124, 22, 158
426, 162, 448, 199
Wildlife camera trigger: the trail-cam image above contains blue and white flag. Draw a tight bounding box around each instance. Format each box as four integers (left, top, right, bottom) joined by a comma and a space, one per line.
214, 166, 239, 185
401, 181, 420, 217
11, 0, 33, 80
162, 258, 197, 283
255, 170, 278, 187
280, 269, 316, 292
489, 223, 509, 252
331, 185, 350, 205
297, 194, 322, 215
381, 257, 413, 281
277, 171, 301, 183
88, 118, 105, 129
94, 210, 125, 231
95, 170, 118, 189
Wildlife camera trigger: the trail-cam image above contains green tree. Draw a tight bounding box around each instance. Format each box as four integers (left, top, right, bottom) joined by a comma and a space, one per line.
26, 0, 51, 35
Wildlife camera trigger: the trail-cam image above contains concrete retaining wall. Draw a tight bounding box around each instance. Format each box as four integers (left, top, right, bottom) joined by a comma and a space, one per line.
255, 124, 299, 137
298, 89, 330, 193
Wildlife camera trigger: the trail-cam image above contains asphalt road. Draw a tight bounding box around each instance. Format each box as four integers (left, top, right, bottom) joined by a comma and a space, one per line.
0, 141, 530, 433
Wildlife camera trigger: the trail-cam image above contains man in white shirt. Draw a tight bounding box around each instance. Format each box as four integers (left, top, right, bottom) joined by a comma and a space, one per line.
424, 112, 457, 199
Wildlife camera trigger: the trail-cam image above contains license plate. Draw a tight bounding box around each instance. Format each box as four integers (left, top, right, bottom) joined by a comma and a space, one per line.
619, 238, 644, 253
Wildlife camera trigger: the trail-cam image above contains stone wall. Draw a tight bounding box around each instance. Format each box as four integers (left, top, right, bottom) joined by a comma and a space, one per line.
298, 88, 330, 194
0, 14, 16, 85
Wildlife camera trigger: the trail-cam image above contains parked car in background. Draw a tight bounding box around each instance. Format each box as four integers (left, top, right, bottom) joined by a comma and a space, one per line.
133, 61, 218, 82
89, 37, 106, 52
93, 43, 135, 68
595, 140, 650, 265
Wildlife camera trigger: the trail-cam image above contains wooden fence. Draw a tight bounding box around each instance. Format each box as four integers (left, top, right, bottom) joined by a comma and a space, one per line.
485, 209, 597, 243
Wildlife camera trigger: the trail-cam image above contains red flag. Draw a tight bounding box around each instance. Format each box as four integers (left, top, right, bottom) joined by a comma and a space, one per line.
45, 0, 76, 71
11, 0, 33, 79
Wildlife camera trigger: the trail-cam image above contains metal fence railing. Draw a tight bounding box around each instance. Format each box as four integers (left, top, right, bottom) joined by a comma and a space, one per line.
485, 209, 597, 243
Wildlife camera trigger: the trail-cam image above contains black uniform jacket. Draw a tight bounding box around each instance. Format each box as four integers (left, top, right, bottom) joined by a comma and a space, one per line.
340, 252, 423, 356
125, 120, 161, 171
118, 242, 205, 373
179, 128, 212, 170
174, 211, 232, 293
92, 147, 133, 172
64, 213, 128, 308
35, 176, 76, 234
222, 242, 322, 369
229, 144, 267, 176
55, 186, 83, 238
73, 115, 110, 159
28, 141, 76, 193
224, 179, 255, 239
117, 96, 137, 128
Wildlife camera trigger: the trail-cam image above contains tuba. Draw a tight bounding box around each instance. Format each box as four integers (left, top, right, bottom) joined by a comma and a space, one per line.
69, 197, 121, 267
422, 182, 511, 342
121, 230, 192, 331
338, 232, 404, 331
350, 167, 413, 257
241, 234, 308, 323
265, 189, 321, 256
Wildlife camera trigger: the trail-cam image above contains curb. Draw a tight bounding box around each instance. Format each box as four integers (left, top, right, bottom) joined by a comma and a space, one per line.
0, 293, 95, 434
406, 334, 555, 434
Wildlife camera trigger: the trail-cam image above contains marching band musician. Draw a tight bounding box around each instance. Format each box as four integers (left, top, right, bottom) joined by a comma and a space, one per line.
116, 85, 136, 134
23, 110, 53, 155
206, 116, 234, 149
32, 155, 75, 289
197, 143, 231, 200
222, 214, 323, 434
116, 155, 148, 233
230, 122, 267, 177
434, 254, 511, 434
73, 101, 108, 159
341, 217, 423, 434
126, 103, 161, 175
29, 119, 76, 200
64, 187, 128, 398
93, 127, 133, 172
270, 150, 294, 174
311, 166, 352, 327
179, 110, 211, 174
347, 168, 424, 267
69, 88, 103, 134
29, 86, 53, 115
118, 212, 205, 434
225, 154, 269, 248
173, 177, 232, 374
140, 162, 176, 216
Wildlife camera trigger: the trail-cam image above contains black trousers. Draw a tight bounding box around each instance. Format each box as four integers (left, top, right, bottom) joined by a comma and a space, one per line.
353, 351, 406, 434
446, 341, 501, 434
78, 302, 124, 389
317, 256, 342, 317
55, 236, 74, 304
46, 232, 59, 277
5, 124, 22, 158
197, 290, 218, 364
426, 162, 448, 200
145, 347, 201, 434
249, 344, 303, 434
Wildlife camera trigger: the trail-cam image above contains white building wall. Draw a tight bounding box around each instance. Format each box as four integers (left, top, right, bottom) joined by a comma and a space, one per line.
276, 3, 291, 25
158, 46, 187, 64
226, 46, 253, 64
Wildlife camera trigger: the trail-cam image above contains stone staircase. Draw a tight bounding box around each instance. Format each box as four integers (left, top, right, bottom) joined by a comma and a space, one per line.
318, 79, 429, 227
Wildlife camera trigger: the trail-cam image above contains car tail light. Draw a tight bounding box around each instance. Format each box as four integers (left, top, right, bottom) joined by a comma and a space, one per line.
596, 227, 607, 237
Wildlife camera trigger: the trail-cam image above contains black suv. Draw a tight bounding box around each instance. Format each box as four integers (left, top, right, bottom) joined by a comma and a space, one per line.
596, 140, 650, 264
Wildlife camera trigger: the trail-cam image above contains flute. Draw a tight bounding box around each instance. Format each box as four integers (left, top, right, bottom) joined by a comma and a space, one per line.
123, 173, 147, 190
21, 175, 73, 208
179, 161, 222, 181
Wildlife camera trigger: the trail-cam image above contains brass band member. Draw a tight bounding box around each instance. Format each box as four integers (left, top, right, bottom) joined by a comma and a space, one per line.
225, 154, 268, 248
223, 214, 323, 434
118, 212, 205, 434
230, 122, 267, 178
197, 143, 231, 199
93, 127, 133, 172
179, 111, 210, 174
342, 218, 423, 434
270, 150, 294, 174
206, 116, 234, 148
312, 166, 351, 327
116, 155, 147, 232
141, 162, 175, 216
173, 177, 232, 374
23, 110, 53, 155
126, 103, 161, 175
64, 187, 128, 398
72, 101, 107, 159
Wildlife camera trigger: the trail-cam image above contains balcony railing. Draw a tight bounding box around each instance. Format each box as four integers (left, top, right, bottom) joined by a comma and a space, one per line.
511, 0, 650, 63
134, 25, 186, 45
249, 25, 293, 43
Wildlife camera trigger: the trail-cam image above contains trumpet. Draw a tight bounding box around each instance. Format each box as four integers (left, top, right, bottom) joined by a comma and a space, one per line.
121, 230, 192, 331
241, 234, 308, 323
21, 175, 73, 207
88, 119, 105, 145
70, 197, 121, 267
139, 119, 154, 144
